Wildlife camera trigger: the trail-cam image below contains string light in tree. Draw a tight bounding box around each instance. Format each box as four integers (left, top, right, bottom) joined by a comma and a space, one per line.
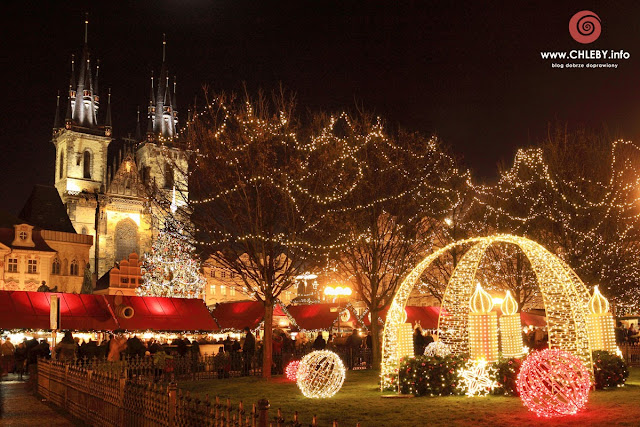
296, 350, 346, 398
517, 349, 591, 418
499, 290, 524, 358
586, 286, 617, 354
457, 358, 498, 397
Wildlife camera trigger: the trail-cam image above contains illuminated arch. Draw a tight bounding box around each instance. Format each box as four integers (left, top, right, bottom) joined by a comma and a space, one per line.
380, 234, 593, 389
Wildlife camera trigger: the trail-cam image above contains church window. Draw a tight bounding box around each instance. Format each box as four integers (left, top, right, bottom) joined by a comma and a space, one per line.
59, 152, 64, 180
114, 218, 139, 264
210, 269, 216, 278
52, 258, 61, 275
83, 151, 91, 179
164, 163, 174, 189
7, 258, 18, 273
70, 259, 79, 276
27, 259, 37, 274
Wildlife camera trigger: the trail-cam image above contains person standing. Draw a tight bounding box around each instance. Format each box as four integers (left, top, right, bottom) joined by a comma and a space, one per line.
1, 337, 15, 376
242, 327, 256, 376
54, 331, 77, 362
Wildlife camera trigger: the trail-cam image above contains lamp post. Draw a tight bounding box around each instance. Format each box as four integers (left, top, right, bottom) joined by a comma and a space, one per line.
324, 285, 352, 338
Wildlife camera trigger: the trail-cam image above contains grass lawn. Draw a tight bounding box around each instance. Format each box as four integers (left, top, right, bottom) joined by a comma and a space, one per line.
179, 367, 640, 426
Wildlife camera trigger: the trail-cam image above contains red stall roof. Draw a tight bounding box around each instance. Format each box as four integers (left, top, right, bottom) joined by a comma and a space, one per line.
286, 303, 360, 331
520, 311, 546, 327
362, 306, 441, 329
210, 301, 286, 331
0, 291, 217, 332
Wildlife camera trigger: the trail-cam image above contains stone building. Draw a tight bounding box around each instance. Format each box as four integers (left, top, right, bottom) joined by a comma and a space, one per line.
51, 19, 189, 281
0, 186, 92, 293
94, 253, 142, 296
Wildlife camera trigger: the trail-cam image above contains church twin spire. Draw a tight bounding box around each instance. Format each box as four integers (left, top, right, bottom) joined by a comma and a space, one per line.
147, 34, 179, 142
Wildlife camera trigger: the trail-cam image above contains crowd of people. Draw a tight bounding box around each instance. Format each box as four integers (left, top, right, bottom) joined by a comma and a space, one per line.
617, 322, 639, 345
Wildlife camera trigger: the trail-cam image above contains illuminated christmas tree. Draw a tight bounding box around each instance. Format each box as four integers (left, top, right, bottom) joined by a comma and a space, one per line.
138, 210, 205, 299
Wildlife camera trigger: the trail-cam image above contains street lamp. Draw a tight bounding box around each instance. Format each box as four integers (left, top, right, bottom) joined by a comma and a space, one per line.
324, 285, 352, 338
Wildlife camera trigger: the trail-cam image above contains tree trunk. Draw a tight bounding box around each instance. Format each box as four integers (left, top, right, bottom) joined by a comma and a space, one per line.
262, 301, 274, 379
370, 307, 381, 368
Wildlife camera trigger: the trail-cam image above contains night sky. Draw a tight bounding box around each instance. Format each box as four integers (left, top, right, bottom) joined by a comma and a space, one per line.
3, 1, 640, 214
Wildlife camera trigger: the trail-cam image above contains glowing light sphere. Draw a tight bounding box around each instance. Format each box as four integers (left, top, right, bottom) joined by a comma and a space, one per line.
285, 360, 300, 381
457, 359, 498, 397
517, 349, 591, 418
296, 350, 346, 398
423, 341, 451, 358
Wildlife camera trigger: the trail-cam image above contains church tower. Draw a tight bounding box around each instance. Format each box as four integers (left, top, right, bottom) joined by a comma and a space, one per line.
136, 35, 189, 215
52, 15, 111, 199
52, 15, 152, 280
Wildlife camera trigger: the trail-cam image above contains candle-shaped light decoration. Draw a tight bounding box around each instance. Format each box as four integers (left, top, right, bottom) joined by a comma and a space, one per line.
499, 291, 524, 357
468, 284, 499, 362
586, 286, 617, 354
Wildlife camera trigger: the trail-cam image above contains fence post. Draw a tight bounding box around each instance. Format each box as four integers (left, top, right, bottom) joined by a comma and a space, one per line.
86, 369, 93, 421
64, 364, 69, 410
257, 399, 270, 427
168, 382, 177, 426
119, 373, 126, 426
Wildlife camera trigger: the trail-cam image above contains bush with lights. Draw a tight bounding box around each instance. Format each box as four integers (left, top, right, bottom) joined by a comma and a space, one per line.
492, 357, 523, 396
592, 350, 629, 389
398, 354, 467, 396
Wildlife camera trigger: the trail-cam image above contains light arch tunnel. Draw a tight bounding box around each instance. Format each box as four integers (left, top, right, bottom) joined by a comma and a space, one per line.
380, 234, 593, 388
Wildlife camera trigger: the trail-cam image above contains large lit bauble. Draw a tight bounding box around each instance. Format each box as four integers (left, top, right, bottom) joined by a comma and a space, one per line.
285, 360, 300, 382
296, 350, 345, 398
423, 341, 451, 358
517, 349, 591, 417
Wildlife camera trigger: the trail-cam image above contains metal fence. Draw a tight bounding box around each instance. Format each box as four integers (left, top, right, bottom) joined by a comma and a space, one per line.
37, 359, 352, 426
59, 347, 372, 383
620, 343, 640, 367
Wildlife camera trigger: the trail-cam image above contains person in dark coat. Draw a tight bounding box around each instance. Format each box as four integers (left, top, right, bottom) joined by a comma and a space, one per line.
312, 334, 326, 350
55, 331, 77, 362
413, 326, 426, 356
345, 330, 361, 369
242, 327, 256, 375
126, 335, 146, 358
176, 337, 189, 357
423, 331, 434, 348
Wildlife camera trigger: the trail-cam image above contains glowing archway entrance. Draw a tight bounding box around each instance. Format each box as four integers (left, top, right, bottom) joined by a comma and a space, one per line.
380, 234, 593, 389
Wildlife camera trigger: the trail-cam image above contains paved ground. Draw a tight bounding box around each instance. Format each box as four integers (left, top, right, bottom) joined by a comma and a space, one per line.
0, 374, 77, 426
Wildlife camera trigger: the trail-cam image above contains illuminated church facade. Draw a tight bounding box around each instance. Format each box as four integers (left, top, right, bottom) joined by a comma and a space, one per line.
51, 18, 189, 280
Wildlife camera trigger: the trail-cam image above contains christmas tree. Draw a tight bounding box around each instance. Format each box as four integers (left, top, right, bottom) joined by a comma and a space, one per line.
138, 202, 206, 299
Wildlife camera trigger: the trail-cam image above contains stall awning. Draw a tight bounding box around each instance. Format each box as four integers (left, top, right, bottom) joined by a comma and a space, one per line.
0, 291, 117, 331
210, 301, 286, 331
520, 311, 546, 327
286, 303, 360, 331
0, 291, 217, 332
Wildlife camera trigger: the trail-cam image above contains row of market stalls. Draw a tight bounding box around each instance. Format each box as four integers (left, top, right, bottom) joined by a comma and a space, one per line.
0, 290, 548, 342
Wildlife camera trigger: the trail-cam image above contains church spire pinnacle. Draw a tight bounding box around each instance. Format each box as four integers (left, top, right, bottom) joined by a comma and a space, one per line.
84, 13, 89, 45
162, 33, 166, 62
105, 88, 112, 131
53, 91, 61, 130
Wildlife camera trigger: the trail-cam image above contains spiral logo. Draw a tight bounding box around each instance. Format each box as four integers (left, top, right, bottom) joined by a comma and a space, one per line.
569, 11, 601, 44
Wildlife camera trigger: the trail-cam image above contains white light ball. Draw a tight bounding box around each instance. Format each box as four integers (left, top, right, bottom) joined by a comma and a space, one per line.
296, 350, 346, 398
423, 341, 451, 358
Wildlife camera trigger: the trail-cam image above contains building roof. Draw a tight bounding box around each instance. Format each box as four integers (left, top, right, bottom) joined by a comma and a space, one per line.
210, 301, 287, 331
0, 291, 217, 332
286, 303, 360, 331
0, 229, 55, 253
19, 185, 76, 233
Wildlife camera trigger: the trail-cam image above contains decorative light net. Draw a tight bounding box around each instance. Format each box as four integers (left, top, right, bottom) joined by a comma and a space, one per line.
517, 349, 591, 417
423, 341, 451, 358
285, 360, 300, 381
296, 350, 346, 398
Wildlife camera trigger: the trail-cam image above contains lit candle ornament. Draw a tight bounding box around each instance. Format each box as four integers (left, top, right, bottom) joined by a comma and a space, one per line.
468, 283, 499, 362
586, 286, 617, 353
499, 291, 524, 358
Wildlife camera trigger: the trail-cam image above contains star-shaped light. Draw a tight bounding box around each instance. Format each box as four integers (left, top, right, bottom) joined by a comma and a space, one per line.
457, 358, 497, 397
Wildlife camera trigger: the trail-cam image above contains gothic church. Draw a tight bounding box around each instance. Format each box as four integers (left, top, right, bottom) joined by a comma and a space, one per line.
51, 17, 189, 281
